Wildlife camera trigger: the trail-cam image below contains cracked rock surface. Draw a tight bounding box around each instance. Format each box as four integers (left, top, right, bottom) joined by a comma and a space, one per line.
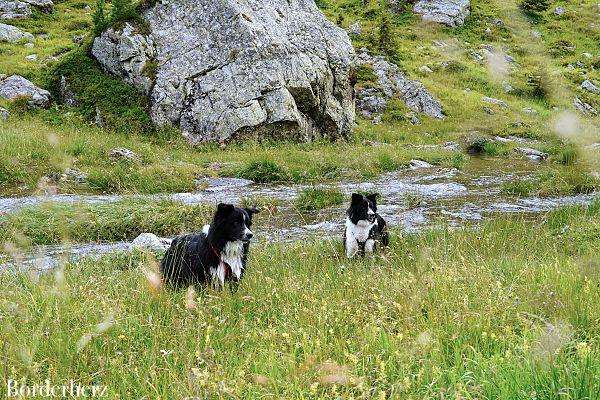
92, 0, 355, 144
413, 0, 470, 27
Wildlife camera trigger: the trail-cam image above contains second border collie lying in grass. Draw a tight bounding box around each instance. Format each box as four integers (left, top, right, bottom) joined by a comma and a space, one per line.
344, 193, 389, 258
160, 203, 259, 288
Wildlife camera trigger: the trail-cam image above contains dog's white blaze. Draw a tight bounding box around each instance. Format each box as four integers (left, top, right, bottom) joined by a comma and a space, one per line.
345, 217, 377, 258
367, 207, 375, 216
202, 224, 210, 235
244, 227, 253, 236
209, 240, 245, 286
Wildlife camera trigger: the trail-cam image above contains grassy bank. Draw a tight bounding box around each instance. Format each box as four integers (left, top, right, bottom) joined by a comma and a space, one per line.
0, 204, 599, 398
0, 199, 212, 246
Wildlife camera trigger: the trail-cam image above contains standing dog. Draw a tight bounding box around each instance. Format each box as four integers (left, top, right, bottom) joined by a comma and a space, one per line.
160, 203, 259, 288
344, 193, 389, 258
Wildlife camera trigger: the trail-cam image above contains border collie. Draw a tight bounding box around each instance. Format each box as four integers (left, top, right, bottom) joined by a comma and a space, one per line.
344, 193, 389, 258
160, 203, 259, 288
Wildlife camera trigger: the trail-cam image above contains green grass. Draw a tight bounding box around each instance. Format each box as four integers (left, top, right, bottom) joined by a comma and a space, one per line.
295, 187, 345, 212
502, 167, 600, 197
1, 205, 599, 398
0, 199, 211, 246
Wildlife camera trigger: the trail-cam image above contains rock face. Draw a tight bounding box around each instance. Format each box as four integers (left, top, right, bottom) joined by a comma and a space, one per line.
0, 75, 50, 108
0, 22, 33, 42
356, 48, 444, 119
92, 0, 355, 144
413, 0, 470, 27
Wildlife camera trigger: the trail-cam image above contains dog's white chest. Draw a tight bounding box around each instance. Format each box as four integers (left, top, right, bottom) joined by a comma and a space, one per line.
210, 240, 244, 286
345, 218, 376, 258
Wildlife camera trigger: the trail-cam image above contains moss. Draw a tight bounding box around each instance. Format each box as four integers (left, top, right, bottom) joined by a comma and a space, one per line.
46, 46, 153, 135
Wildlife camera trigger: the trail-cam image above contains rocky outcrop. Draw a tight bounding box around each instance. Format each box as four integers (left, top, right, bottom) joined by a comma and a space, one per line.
355, 48, 444, 119
91, 0, 355, 144
413, 0, 470, 27
0, 22, 33, 42
0, 75, 50, 108
0, 0, 52, 19
574, 97, 598, 116
581, 80, 599, 95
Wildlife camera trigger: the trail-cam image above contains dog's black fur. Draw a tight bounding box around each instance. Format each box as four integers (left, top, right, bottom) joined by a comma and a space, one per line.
160, 203, 259, 288
344, 193, 389, 257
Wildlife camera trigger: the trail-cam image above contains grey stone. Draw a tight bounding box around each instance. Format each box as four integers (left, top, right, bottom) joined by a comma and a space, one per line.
0, 0, 30, 19
553, 6, 565, 16
347, 21, 361, 35
419, 65, 433, 74
356, 87, 387, 117
522, 107, 538, 115
502, 81, 513, 93
0, 22, 33, 42
574, 97, 598, 116
60, 168, 87, 183
0, 75, 50, 108
443, 141, 460, 151
109, 147, 140, 162
482, 96, 508, 108
131, 233, 171, 252
92, 0, 355, 144
516, 147, 548, 162
72, 34, 84, 44
409, 159, 434, 169
25, 53, 37, 61
407, 112, 421, 125
581, 80, 600, 94
413, 0, 470, 27
0, 106, 8, 120
483, 106, 494, 115
22, 0, 53, 12
59, 75, 78, 106
356, 48, 444, 119
94, 106, 104, 127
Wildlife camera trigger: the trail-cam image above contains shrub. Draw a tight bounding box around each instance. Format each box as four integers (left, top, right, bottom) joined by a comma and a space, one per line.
295, 187, 344, 211
92, 0, 107, 36
377, 152, 399, 172
47, 48, 153, 134
378, 8, 394, 55
236, 159, 288, 183
519, 0, 550, 14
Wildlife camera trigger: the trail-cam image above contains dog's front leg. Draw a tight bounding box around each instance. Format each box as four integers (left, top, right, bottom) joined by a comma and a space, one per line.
364, 239, 376, 254
345, 237, 358, 258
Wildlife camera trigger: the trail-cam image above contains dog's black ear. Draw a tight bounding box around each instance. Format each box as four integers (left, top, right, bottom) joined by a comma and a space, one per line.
351, 193, 363, 204
216, 203, 234, 215
367, 193, 378, 206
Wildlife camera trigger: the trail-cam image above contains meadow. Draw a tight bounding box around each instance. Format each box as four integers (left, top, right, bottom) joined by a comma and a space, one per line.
1, 203, 599, 398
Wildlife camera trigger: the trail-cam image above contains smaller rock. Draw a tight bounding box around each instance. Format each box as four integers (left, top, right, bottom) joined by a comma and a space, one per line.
372, 115, 382, 125
0, 75, 50, 108
59, 75, 78, 106
482, 96, 508, 108
0, 0, 32, 19
484, 27, 491, 35
109, 147, 140, 162
573, 97, 598, 116
581, 80, 600, 94
419, 65, 433, 74
413, 0, 471, 27
582, 52, 592, 59
492, 18, 504, 26
516, 147, 548, 162
25, 53, 37, 61
531, 30, 541, 39
410, 159, 434, 170
94, 106, 104, 127
522, 107, 538, 115
72, 34, 84, 44
23, 0, 53, 13
502, 81, 513, 93
407, 112, 421, 125
60, 168, 87, 183
355, 87, 387, 118
0, 22, 33, 43
443, 141, 460, 151
483, 106, 494, 115
494, 136, 512, 143
553, 6, 565, 16
0, 107, 7, 120
586, 143, 600, 150
131, 233, 172, 252
347, 21, 361, 35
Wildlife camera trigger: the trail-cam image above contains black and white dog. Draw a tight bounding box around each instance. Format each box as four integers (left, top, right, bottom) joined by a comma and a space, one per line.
344, 193, 389, 258
160, 203, 259, 288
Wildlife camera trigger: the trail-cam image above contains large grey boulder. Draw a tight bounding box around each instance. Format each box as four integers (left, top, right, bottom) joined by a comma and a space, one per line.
92, 0, 355, 144
413, 0, 470, 27
581, 80, 600, 95
356, 48, 444, 119
0, 22, 33, 42
0, 75, 50, 107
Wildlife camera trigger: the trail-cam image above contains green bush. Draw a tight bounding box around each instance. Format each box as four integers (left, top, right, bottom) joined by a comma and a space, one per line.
236, 159, 288, 183
47, 48, 153, 134
519, 0, 549, 14
295, 187, 344, 211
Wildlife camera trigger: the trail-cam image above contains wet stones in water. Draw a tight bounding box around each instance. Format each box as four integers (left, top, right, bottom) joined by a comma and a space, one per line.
515, 147, 548, 162
195, 177, 254, 192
